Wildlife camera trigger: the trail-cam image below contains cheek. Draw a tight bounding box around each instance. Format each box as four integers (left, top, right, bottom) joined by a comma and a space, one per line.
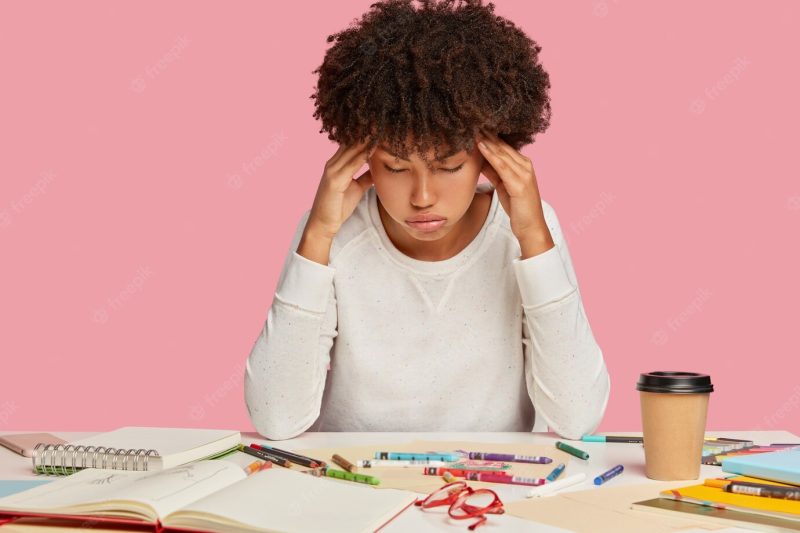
371, 174, 403, 199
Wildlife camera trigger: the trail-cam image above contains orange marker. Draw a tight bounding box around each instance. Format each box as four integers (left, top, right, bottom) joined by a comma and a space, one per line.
244, 460, 266, 475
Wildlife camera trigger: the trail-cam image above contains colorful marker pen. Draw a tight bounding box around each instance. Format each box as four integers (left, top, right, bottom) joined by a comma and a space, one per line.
331, 454, 356, 473
462, 451, 552, 464
243, 460, 269, 475
546, 463, 566, 482
423, 467, 510, 477
357, 459, 447, 468
581, 435, 643, 444
324, 467, 380, 485
594, 464, 624, 485
374, 452, 459, 462
555, 441, 590, 460
465, 472, 545, 486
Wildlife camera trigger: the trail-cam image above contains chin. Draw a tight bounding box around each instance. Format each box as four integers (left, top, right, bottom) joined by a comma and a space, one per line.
404, 225, 450, 241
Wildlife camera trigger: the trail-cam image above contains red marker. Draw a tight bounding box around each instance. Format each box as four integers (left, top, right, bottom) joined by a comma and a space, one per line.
423, 467, 511, 478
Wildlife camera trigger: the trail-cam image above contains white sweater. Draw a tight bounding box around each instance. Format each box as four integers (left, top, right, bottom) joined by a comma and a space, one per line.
244, 183, 610, 440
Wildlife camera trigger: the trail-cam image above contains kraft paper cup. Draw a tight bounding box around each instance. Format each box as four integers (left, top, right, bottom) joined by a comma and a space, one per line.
637, 371, 714, 481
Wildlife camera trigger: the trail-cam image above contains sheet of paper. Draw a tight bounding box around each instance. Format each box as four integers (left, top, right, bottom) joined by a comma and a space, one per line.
381, 500, 577, 532
505, 481, 732, 533
163, 467, 419, 533
293, 440, 572, 494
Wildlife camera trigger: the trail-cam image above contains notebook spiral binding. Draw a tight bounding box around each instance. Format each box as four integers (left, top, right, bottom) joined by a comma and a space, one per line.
32, 443, 160, 476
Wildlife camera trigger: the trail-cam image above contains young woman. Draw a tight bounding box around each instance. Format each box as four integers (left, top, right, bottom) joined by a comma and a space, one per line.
245, 0, 610, 440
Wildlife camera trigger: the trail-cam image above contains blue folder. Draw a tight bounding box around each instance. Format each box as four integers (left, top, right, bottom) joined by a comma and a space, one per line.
0, 479, 53, 498
721, 449, 800, 485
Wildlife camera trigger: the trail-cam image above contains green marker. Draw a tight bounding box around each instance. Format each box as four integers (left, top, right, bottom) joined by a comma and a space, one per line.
324, 467, 380, 485
555, 441, 590, 460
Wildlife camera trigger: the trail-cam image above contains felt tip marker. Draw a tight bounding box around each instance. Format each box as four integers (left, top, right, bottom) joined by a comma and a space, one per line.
461, 451, 552, 464
324, 467, 380, 485
465, 472, 545, 486
243, 460, 271, 475
581, 435, 643, 444
704, 479, 800, 501
423, 467, 510, 478
555, 441, 590, 460
546, 463, 566, 482
331, 454, 356, 473
594, 464, 624, 485
357, 459, 447, 468
374, 452, 459, 462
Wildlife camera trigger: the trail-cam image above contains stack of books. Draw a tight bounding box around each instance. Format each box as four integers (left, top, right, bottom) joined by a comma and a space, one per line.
702, 438, 799, 466
633, 449, 800, 532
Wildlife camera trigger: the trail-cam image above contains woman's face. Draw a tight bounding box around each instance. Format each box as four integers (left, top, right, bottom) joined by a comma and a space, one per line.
368, 140, 485, 242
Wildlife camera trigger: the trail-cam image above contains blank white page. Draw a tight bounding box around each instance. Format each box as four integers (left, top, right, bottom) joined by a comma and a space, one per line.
164, 467, 418, 533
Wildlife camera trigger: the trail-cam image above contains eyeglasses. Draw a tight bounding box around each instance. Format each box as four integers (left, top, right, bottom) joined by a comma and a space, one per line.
414, 480, 505, 530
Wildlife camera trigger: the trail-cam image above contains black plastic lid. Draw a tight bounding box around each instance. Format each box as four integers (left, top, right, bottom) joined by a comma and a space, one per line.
636, 371, 714, 394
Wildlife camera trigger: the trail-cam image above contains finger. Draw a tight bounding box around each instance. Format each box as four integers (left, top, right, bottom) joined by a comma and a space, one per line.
479, 130, 529, 173
477, 137, 523, 188
330, 138, 373, 173
330, 141, 375, 182
479, 128, 531, 171
481, 161, 510, 212
354, 168, 373, 191
344, 140, 376, 168
343, 169, 373, 206
481, 160, 506, 195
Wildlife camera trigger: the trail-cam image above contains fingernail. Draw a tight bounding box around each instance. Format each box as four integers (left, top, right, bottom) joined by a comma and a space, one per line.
478, 141, 487, 150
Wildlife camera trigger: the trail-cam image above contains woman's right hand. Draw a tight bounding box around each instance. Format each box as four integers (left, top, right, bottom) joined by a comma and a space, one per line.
306, 139, 376, 240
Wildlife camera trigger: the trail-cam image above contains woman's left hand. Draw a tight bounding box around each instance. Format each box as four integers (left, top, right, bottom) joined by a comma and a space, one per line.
476, 128, 555, 259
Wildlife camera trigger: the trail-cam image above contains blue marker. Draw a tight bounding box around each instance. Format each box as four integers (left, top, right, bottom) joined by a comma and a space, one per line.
375, 451, 460, 462
546, 463, 566, 482
594, 464, 624, 485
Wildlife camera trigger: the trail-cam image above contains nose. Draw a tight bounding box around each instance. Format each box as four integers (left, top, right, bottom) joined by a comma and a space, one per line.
410, 174, 436, 209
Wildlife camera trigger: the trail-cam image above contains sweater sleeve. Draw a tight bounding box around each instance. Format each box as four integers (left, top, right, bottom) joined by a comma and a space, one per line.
513, 200, 611, 440
244, 210, 338, 440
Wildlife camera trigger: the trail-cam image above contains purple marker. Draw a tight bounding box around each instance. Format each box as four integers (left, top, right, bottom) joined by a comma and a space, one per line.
464, 451, 552, 464
465, 471, 546, 486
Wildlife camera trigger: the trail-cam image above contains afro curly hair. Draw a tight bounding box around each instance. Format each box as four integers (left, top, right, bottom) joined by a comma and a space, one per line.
310, 0, 552, 167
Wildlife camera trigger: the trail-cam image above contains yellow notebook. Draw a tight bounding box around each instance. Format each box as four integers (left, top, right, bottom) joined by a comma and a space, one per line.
659, 475, 800, 522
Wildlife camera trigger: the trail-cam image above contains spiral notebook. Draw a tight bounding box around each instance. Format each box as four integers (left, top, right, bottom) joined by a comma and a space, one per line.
31, 427, 241, 476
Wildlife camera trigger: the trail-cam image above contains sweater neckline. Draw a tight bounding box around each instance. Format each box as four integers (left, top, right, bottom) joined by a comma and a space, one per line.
367, 184, 499, 275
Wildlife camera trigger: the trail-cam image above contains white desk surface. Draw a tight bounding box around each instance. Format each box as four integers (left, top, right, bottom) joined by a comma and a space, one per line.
1, 430, 797, 532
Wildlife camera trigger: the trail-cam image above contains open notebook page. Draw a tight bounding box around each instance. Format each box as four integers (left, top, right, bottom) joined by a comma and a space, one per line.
0, 460, 245, 522
163, 467, 419, 533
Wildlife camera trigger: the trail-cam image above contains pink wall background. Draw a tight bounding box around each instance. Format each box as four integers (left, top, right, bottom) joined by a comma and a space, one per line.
2, 1, 798, 436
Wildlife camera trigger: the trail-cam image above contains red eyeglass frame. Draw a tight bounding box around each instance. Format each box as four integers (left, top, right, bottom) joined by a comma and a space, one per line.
414, 480, 505, 530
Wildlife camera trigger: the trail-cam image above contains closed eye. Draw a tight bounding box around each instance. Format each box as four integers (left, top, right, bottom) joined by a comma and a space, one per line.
383, 163, 465, 174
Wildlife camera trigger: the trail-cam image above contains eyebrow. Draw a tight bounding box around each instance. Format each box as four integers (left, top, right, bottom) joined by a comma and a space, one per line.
380, 145, 461, 161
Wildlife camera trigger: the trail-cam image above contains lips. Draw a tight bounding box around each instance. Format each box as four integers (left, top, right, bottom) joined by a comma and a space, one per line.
406, 219, 447, 232
406, 214, 445, 223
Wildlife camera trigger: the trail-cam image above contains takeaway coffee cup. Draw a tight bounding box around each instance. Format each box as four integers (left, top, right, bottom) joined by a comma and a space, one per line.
636, 371, 714, 480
